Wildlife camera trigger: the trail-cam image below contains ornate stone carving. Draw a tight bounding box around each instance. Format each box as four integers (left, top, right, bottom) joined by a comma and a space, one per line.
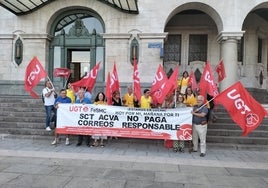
68, 19, 90, 37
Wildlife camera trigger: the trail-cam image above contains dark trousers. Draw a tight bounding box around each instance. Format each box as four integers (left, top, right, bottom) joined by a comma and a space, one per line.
77, 135, 91, 145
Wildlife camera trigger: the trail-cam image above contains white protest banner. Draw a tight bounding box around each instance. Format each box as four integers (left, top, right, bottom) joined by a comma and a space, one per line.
56, 104, 193, 140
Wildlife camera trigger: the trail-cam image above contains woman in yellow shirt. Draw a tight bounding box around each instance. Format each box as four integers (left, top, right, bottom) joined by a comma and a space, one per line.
184, 87, 197, 107
66, 83, 75, 103
91, 92, 107, 147
178, 71, 189, 95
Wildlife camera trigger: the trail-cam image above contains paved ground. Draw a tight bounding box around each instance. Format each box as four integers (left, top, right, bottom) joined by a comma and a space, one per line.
0, 135, 267, 188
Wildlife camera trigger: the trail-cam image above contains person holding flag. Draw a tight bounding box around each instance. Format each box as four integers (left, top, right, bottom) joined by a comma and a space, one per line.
43, 80, 57, 131
191, 95, 209, 157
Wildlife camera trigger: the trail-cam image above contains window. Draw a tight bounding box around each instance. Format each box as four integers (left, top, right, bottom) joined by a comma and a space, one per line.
237, 37, 244, 63
258, 38, 262, 63
164, 35, 181, 63
188, 34, 207, 63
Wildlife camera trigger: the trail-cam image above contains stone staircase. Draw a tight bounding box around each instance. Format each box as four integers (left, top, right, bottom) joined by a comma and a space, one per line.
0, 95, 54, 139
206, 105, 268, 150
0, 95, 268, 150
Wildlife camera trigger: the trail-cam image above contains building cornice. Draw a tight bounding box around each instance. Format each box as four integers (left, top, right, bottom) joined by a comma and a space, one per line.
102, 33, 132, 39
217, 31, 245, 42
138, 33, 168, 39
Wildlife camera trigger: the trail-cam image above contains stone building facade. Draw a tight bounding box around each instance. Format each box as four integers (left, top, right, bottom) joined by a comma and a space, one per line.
0, 0, 268, 102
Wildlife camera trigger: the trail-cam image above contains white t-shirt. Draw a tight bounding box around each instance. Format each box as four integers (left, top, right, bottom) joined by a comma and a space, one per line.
42, 87, 55, 106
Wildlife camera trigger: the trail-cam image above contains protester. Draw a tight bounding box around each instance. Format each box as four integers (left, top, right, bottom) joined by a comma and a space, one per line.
140, 89, 153, 108
191, 95, 209, 157
161, 93, 175, 109
51, 89, 72, 145
162, 92, 175, 149
76, 88, 92, 146
42, 80, 57, 131
178, 71, 189, 94
91, 92, 107, 147
173, 93, 187, 153
66, 83, 75, 103
184, 86, 197, 107
122, 86, 134, 107
76, 87, 92, 102
112, 90, 122, 106
111, 90, 122, 139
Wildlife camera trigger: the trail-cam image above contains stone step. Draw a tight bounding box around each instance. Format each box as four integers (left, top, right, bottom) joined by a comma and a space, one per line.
0, 121, 47, 129
207, 135, 268, 145
0, 103, 44, 108
209, 122, 268, 131
0, 113, 45, 119
0, 115, 45, 122
0, 127, 54, 136
0, 106, 44, 112
207, 128, 268, 137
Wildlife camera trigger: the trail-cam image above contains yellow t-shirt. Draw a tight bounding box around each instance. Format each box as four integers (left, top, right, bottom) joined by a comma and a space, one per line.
140, 95, 152, 109
94, 101, 107, 105
184, 94, 197, 107
66, 89, 75, 103
123, 93, 134, 107
179, 77, 189, 94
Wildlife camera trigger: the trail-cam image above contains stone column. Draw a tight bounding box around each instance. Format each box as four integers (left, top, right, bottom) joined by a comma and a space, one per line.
217, 32, 244, 91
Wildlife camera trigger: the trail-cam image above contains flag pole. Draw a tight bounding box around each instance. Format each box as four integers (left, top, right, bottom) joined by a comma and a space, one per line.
194, 97, 215, 112
47, 76, 55, 90
63, 75, 70, 89
174, 89, 177, 108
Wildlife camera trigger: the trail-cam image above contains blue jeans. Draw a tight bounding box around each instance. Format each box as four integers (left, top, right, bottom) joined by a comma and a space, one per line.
45, 105, 56, 128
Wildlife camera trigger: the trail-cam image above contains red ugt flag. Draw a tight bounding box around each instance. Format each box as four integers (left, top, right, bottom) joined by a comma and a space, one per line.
199, 62, 219, 97
53, 68, 71, 79
111, 62, 120, 93
24, 57, 47, 98
163, 65, 179, 97
71, 62, 101, 92
133, 58, 141, 101
150, 64, 168, 104
214, 81, 267, 136
215, 60, 226, 82
188, 71, 198, 92
153, 65, 179, 105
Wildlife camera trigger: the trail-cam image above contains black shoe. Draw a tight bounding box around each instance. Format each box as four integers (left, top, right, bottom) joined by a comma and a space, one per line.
76, 143, 82, 146
200, 153, 206, 157
173, 148, 178, 152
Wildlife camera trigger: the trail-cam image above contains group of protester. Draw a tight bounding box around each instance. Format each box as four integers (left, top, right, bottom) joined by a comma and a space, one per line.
42, 70, 214, 157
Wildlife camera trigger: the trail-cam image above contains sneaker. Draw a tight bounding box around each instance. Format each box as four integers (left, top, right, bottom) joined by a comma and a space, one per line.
46, 127, 51, 131
200, 153, 206, 157
65, 138, 70, 146
51, 139, 58, 145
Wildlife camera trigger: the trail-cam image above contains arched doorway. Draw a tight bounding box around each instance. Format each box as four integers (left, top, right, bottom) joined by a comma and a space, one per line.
163, 9, 219, 82
49, 9, 105, 87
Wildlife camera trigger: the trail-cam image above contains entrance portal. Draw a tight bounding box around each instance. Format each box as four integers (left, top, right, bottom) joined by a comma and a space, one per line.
67, 49, 91, 82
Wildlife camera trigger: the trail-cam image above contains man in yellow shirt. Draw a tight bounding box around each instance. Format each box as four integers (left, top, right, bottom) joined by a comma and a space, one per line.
123, 86, 134, 107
